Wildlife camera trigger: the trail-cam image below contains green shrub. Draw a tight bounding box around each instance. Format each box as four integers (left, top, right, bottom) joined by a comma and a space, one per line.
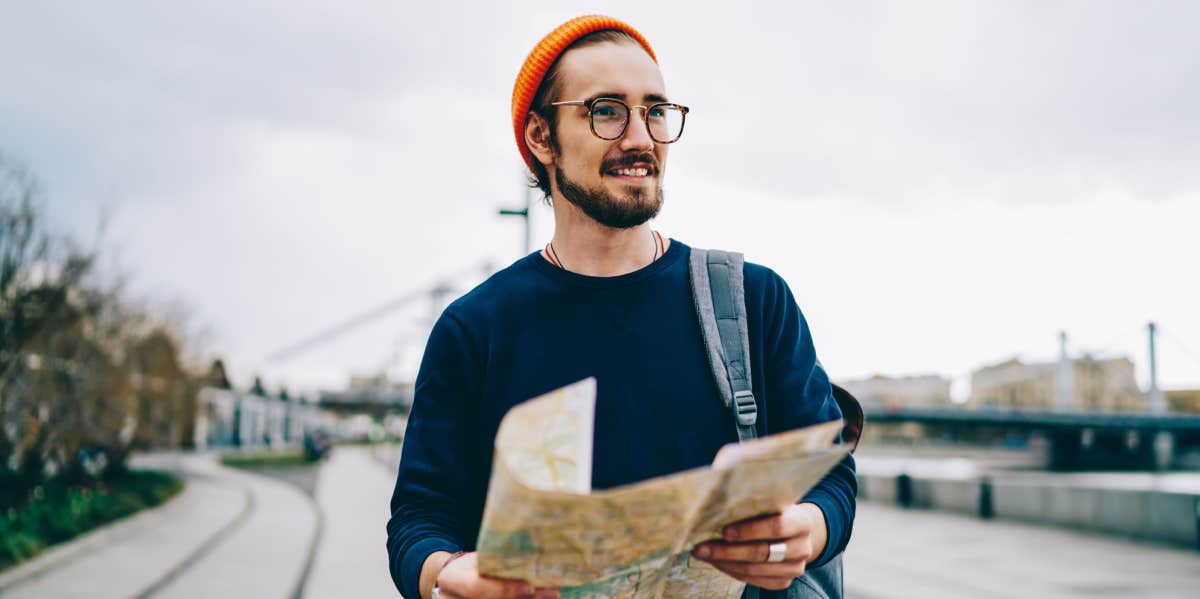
0, 531, 43, 565
0, 470, 183, 571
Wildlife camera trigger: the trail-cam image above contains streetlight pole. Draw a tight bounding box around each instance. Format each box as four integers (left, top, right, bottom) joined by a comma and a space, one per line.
499, 181, 532, 255
1147, 321, 1166, 414
1055, 330, 1074, 412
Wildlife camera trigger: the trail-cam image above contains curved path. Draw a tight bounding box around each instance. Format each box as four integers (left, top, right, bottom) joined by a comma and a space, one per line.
303, 447, 399, 599
0, 452, 318, 599
12, 446, 1194, 598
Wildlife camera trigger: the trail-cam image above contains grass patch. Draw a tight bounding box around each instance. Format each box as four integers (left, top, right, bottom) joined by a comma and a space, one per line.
332, 436, 403, 447
0, 470, 184, 572
220, 450, 316, 469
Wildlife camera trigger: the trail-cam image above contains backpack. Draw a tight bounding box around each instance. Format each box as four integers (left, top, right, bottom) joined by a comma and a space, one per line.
689, 248, 863, 599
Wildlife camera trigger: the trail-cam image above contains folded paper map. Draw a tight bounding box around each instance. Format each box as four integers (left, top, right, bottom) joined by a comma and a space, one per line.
476, 378, 851, 598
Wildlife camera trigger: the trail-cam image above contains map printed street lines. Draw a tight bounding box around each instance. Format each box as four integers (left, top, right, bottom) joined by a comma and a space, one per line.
493, 377, 594, 494
477, 378, 850, 598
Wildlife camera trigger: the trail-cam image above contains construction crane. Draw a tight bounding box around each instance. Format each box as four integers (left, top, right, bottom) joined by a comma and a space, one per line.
265, 262, 494, 364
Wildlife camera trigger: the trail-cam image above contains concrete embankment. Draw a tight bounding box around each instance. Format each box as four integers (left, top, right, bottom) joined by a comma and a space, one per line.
856, 453, 1200, 550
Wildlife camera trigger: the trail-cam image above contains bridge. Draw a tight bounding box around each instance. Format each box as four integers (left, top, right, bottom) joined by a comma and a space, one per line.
864, 406, 1200, 470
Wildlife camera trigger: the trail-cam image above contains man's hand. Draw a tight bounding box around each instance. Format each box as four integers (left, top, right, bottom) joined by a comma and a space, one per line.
691, 503, 828, 591
422, 551, 559, 599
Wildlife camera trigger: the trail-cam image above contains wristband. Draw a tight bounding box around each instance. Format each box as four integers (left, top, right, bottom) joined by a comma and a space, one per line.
431, 551, 467, 599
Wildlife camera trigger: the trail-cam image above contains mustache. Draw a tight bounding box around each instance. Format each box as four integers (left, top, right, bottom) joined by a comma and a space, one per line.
601, 153, 659, 174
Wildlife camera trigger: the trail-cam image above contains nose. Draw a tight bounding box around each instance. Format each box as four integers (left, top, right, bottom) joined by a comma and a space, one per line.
619, 106, 655, 152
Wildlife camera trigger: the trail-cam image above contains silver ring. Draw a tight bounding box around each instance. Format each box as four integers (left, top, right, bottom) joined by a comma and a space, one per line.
766, 542, 787, 563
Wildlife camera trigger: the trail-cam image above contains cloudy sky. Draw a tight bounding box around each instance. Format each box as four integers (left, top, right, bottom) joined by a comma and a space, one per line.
2, 1, 1198, 397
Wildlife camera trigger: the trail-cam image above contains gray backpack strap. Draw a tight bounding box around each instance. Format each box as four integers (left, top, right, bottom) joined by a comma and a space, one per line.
689, 247, 845, 599
689, 248, 757, 442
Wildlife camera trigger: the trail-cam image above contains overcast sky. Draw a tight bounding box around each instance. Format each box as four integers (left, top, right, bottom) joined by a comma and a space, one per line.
2, 1, 1198, 397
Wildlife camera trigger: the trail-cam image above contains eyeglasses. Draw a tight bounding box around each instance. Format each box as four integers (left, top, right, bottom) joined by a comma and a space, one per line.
549, 97, 689, 143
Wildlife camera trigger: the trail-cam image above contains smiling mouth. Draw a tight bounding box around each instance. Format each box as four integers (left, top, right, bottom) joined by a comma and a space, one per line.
605, 166, 655, 180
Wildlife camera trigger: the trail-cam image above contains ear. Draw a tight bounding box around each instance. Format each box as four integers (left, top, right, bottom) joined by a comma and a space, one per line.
524, 112, 556, 168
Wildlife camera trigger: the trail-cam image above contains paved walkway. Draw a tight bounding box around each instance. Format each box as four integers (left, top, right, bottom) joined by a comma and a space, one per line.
0, 452, 318, 599
845, 502, 1200, 599
6, 446, 1198, 598
150, 456, 317, 599
304, 447, 399, 599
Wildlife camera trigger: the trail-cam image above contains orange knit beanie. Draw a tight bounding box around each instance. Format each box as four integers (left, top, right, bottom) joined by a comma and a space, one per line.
511, 15, 657, 172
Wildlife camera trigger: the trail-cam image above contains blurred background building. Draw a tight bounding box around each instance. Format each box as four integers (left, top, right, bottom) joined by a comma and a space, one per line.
838, 374, 953, 410
1167, 389, 1200, 413
969, 355, 1143, 412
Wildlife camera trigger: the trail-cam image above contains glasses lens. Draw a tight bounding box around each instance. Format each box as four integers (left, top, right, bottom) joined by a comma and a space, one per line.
590, 99, 629, 139
647, 104, 685, 143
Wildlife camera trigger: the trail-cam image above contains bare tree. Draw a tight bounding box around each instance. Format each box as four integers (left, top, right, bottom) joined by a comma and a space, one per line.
1, 155, 201, 492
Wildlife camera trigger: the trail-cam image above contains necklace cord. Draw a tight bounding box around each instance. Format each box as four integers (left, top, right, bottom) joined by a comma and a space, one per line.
547, 230, 662, 272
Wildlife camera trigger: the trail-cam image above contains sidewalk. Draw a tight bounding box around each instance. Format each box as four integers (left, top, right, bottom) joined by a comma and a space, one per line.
150, 455, 317, 599
304, 446, 399, 598
0, 452, 318, 599
845, 502, 1200, 599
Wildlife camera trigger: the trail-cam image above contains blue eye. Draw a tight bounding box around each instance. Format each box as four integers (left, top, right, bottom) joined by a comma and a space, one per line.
648, 106, 666, 120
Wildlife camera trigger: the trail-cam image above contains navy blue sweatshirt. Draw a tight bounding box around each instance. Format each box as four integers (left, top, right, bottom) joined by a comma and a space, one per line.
386, 240, 856, 599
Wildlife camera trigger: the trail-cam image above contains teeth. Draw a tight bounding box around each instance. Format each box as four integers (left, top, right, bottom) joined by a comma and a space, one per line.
612, 168, 649, 177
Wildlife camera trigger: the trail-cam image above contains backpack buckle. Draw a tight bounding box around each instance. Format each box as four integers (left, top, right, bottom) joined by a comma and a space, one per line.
733, 390, 757, 426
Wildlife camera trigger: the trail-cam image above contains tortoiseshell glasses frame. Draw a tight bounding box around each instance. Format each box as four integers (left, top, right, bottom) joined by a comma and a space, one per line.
549, 97, 690, 143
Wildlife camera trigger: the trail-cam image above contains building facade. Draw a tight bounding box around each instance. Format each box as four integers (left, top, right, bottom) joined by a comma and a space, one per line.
969, 355, 1143, 412
838, 374, 953, 411
1166, 389, 1200, 414
194, 387, 330, 449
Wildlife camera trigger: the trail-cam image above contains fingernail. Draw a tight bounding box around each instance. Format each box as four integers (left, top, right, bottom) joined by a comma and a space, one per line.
694, 545, 710, 558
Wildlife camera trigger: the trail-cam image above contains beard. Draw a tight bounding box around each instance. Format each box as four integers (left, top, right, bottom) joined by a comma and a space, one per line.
555, 162, 664, 229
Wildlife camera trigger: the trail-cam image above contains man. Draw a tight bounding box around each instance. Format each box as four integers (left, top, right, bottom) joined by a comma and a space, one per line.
387, 15, 856, 599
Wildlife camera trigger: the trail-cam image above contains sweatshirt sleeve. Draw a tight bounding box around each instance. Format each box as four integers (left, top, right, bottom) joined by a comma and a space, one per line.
386, 310, 483, 599
758, 269, 858, 568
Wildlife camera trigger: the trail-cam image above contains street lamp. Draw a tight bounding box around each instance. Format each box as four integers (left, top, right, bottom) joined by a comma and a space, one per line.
498, 180, 533, 255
